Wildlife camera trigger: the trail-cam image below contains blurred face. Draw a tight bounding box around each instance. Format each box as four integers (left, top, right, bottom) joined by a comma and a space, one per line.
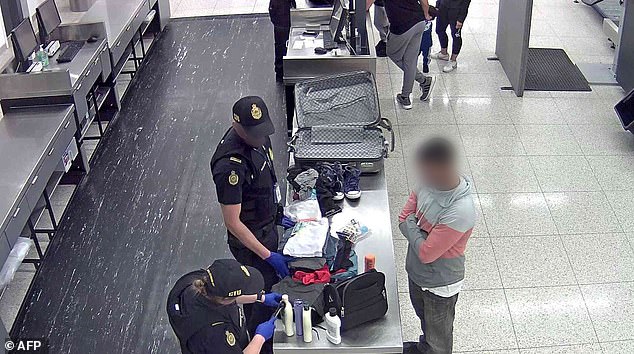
418, 160, 455, 190
233, 122, 266, 147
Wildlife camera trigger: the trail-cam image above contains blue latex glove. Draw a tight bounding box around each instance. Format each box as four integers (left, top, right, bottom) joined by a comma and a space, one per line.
265, 252, 292, 278
262, 292, 282, 308
255, 317, 276, 341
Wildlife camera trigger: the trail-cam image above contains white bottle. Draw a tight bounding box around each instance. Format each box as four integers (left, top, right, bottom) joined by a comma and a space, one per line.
282, 294, 294, 337
302, 305, 312, 343
324, 307, 341, 345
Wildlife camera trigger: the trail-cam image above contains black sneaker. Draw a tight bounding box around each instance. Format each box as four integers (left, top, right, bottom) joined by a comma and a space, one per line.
423, 63, 429, 74
402, 341, 423, 354
375, 40, 387, 57
419, 76, 436, 101
396, 94, 413, 110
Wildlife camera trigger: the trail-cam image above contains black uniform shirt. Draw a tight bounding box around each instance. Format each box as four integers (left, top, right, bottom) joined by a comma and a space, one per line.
211, 129, 278, 229
187, 320, 244, 354
384, 0, 426, 35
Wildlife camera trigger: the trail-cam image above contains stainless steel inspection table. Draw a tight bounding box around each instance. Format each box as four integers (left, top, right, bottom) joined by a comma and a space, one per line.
273, 172, 403, 353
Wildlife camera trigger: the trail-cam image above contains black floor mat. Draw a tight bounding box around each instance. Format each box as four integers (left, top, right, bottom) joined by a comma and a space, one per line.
525, 48, 591, 92
11, 15, 287, 353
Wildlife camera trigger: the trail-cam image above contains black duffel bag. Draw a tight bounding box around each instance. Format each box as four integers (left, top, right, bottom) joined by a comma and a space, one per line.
323, 269, 388, 331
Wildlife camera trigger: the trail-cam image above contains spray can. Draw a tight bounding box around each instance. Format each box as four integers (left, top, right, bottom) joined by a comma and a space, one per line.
282, 294, 294, 336
293, 299, 304, 336
364, 254, 376, 272
302, 305, 313, 343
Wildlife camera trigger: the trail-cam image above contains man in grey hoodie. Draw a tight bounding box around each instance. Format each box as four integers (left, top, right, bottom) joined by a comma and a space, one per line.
399, 137, 476, 354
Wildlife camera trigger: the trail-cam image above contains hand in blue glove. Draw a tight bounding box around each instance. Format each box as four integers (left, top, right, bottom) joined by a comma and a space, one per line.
255, 317, 277, 341
265, 252, 292, 278
262, 292, 282, 307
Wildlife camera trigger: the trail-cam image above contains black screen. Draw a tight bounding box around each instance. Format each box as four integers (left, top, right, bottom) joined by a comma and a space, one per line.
37, 0, 61, 36
11, 19, 38, 62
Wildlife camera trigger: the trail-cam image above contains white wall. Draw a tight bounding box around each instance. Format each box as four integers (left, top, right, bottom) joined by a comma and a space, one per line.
27, 0, 46, 16
0, 4, 7, 48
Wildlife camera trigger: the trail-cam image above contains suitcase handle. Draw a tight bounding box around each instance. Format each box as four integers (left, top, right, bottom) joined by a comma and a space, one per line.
377, 118, 395, 153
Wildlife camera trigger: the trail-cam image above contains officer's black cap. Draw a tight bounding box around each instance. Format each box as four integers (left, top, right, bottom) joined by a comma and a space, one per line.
204, 259, 265, 298
232, 96, 275, 138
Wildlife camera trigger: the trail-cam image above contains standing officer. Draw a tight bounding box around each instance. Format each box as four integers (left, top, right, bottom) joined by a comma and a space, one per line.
167, 259, 282, 354
269, 0, 296, 82
210, 96, 291, 354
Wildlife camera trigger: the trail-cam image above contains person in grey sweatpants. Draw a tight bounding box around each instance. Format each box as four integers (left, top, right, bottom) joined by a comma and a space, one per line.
387, 21, 428, 102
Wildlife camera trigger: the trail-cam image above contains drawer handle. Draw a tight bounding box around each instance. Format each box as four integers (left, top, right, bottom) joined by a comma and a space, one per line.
13, 207, 20, 218
126, 25, 131, 31
77, 82, 83, 90
31, 176, 39, 185
48, 147, 55, 156
102, 47, 108, 53
116, 41, 122, 47
85, 69, 91, 77
64, 120, 71, 129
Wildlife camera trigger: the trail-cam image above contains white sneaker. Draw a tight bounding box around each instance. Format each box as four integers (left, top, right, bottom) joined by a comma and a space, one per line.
443, 60, 458, 73
430, 51, 450, 61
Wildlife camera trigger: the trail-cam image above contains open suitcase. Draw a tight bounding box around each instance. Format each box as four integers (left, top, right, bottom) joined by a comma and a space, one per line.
290, 71, 394, 173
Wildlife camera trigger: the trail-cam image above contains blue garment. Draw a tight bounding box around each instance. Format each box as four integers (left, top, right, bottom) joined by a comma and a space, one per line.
420, 21, 433, 66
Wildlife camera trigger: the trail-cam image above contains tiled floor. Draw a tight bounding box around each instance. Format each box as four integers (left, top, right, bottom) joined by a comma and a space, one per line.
3, 0, 634, 353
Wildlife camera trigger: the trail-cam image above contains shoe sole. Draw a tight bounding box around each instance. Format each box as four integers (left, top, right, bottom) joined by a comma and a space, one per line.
397, 96, 413, 110
345, 193, 362, 200
333, 194, 345, 201
443, 65, 457, 73
420, 77, 436, 101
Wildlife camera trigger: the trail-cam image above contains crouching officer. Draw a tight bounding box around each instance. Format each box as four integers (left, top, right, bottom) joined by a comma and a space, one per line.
210, 96, 291, 354
167, 259, 282, 354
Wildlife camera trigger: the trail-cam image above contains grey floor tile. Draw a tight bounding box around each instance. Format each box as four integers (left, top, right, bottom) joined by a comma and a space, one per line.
605, 191, 634, 233
516, 125, 583, 156
460, 125, 526, 157
519, 343, 602, 354
600, 340, 634, 353
452, 97, 512, 125
463, 238, 502, 290
385, 158, 410, 196
469, 157, 540, 193
506, 286, 597, 347
471, 194, 489, 238
586, 156, 634, 191
453, 289, 518, 351
581, 282, 634, 342
388, 192, 409, 242
492, 237, 576, 288
504, 97, 567, 125
479, 193, 557, 237
399, 292, 420, 342
572, 125, 634, 156
529, 156, 601, 192
562, 233, 634, 284
397, 124, 463, 158
393, 239, 409, 293
443, 73, 501, 98
544, 192, 622, 234
396, 97, 456, 125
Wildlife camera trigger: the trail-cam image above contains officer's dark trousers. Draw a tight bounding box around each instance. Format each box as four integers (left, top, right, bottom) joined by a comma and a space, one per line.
230, 227, 279, 354
273, 26, 290, 79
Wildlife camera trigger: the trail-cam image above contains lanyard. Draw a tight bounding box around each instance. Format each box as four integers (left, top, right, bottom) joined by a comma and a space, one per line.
252, 145, 277, 183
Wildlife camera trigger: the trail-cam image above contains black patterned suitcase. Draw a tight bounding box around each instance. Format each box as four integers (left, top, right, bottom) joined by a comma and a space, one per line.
290, 71, 394, 173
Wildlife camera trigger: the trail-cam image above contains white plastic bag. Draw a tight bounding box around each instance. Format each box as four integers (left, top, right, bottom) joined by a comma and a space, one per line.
284, 198, 322, 222
0, 237, 32, 291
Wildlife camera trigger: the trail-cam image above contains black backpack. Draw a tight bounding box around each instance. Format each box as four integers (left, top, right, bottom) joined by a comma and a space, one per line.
323, 269, 388, 331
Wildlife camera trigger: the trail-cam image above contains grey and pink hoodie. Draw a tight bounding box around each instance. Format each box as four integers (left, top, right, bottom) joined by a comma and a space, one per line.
398, 177, 476, 288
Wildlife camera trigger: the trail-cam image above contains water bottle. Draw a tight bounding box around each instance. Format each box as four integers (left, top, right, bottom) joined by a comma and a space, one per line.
302, 305, 312, 343
293, 299, 304, 336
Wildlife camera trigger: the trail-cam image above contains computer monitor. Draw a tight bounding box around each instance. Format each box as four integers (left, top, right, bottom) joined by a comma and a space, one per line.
36, 0, 62, 45
10, 19, 39, 69
329, 0, 348, 42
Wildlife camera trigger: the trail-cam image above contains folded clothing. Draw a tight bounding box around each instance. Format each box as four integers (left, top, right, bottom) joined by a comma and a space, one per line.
272, 277, 327, 322
331, 251, 358, 283
293, 265, 331, 285
288, 257, 326, 273
282, 218, 329, 258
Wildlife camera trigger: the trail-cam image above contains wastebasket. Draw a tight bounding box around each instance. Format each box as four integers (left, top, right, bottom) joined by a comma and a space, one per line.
615, 88, 634, 133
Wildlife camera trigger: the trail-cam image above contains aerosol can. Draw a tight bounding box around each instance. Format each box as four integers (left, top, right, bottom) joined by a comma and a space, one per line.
302, 305, 312, 343
282, 294, 294, 336
293, 299, 304, 336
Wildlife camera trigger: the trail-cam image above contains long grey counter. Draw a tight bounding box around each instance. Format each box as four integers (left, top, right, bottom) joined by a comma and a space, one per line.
273, 172, 403, 353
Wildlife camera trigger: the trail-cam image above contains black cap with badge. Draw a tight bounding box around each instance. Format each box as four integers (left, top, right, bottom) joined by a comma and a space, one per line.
203, 259, 265, 298
232, 96, 275, 138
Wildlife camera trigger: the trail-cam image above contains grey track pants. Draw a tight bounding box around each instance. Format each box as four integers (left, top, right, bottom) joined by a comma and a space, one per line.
387, 21, 427, 96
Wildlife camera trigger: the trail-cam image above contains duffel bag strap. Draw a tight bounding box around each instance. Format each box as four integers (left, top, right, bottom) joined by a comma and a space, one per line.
323, 284, 342, 316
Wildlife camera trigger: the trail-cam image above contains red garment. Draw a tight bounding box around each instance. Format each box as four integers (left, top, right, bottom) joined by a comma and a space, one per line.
292, 265, 331, 285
